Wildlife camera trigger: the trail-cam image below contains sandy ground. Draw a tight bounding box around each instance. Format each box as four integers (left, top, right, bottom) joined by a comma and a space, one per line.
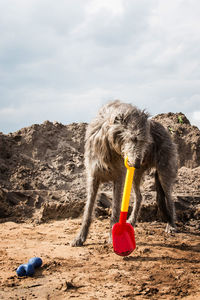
0, 111, 200, 300
0, 218, 200, 300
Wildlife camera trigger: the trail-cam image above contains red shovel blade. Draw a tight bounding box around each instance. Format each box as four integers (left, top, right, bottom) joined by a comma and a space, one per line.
112, 222, 136, 256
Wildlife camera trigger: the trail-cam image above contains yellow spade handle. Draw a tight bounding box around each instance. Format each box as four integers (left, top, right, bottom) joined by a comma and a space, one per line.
121, 157, 135, 212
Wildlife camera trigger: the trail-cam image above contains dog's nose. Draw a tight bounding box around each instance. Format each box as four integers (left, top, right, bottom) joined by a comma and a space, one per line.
134, 158, 141, 169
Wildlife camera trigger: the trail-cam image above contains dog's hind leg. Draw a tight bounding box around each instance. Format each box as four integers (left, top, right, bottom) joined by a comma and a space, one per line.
155, 171, 171, 221
109, 175, 125, 242
156, 169, 177, 233
71, 175, 100, 246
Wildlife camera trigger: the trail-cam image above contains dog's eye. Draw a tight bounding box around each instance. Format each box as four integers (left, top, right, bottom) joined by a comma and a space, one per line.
113, 130, 122, 143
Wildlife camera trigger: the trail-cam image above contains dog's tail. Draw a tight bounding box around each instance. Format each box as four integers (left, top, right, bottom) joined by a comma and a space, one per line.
155, 171, 172, 223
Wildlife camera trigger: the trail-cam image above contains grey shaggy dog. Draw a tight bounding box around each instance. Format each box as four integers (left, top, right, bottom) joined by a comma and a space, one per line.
72, 100, 178, 247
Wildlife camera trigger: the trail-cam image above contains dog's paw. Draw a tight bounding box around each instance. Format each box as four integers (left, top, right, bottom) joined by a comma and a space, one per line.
108, 235, 113, 244
165, 223, 177, 234
126, 219, 135, 227
70, 236, 84, 247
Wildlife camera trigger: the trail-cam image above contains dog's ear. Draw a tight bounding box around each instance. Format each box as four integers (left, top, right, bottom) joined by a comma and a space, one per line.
142, 110, 150, 120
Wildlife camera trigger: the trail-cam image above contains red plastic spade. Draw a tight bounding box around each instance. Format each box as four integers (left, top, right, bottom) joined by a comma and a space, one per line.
112, 157, 136, 256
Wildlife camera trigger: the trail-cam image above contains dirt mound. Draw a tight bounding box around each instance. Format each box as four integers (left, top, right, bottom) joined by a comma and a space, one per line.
0, 113, 200, 223
0, 121, 88, 222
0, 121, 87, 190
152, 112, 200, 168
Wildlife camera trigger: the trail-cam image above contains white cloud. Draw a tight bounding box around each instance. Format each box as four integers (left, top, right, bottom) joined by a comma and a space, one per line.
0, 0, 200, 133
0, 86, 110, 133
86, 0, 125, 16
189, 111, 200, 128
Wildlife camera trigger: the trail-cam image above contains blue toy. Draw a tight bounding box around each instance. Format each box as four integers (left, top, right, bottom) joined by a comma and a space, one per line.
28, 257, 42, 268
16, 257, 43, 277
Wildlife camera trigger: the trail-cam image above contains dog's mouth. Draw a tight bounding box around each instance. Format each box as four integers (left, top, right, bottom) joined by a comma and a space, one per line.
123, 156, 141, 169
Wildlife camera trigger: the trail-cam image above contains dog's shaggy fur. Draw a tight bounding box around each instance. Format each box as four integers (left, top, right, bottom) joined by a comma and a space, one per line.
72, 100, 178, 246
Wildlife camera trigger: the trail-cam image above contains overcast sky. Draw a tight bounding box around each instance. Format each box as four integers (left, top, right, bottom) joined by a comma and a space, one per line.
0, 0, 200, 133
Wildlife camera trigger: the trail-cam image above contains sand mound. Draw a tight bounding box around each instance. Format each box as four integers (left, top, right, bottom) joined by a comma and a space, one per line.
153, 112, 200, 168
0, 113, 199, 223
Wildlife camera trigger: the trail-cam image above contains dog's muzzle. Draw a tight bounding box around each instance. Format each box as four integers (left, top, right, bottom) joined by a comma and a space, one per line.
133, 158, 141, 169
127, 157, 141, 169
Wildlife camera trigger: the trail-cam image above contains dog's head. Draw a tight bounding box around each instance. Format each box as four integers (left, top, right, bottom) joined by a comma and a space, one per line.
109, 106, 151, 169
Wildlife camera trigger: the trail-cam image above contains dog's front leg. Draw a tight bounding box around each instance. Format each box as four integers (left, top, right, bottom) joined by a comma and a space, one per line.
109, 176, 124, 243
127, 169, 144, 226
71, 176, 100, 246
